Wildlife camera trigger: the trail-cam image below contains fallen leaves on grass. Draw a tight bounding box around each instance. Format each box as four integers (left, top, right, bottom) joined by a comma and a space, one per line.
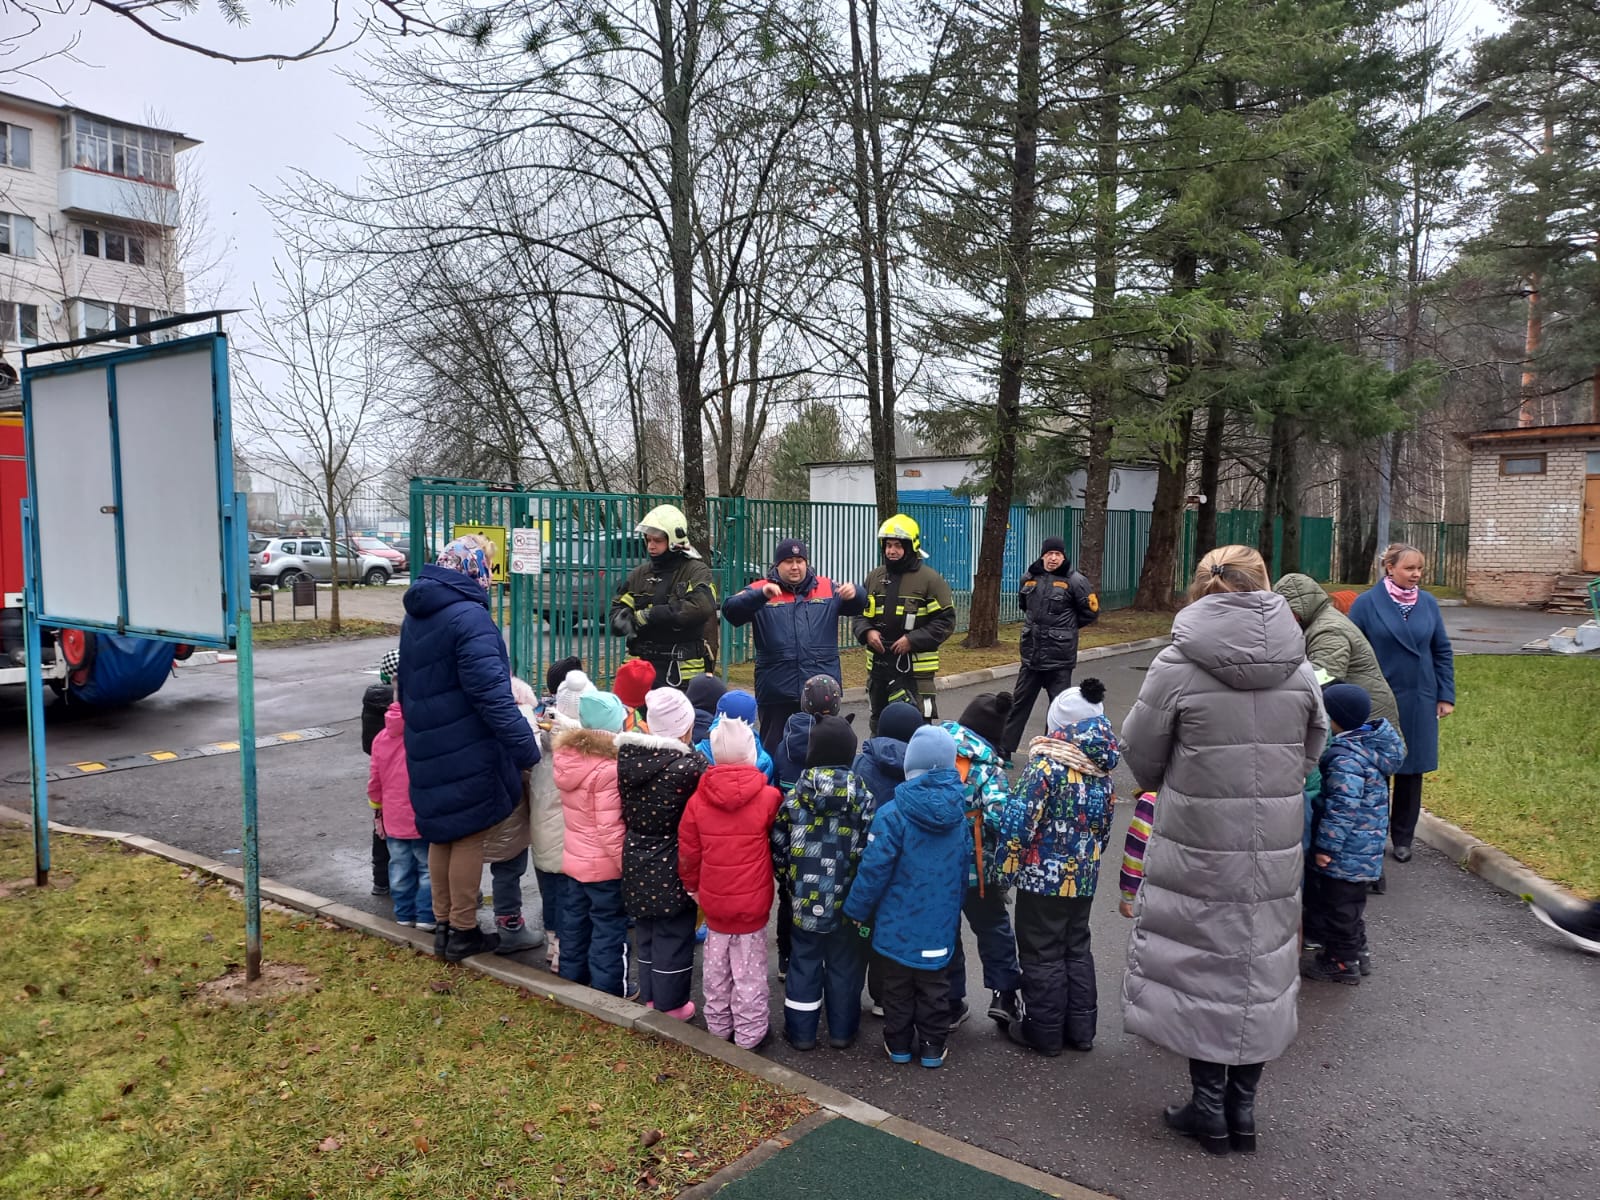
0, 826, 813, 1200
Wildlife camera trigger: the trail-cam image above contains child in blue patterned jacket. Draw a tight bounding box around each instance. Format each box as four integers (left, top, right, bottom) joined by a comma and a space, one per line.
1301, 683, 1405, 987
772, 714, 873, 1051
992, 679, 1119, 1056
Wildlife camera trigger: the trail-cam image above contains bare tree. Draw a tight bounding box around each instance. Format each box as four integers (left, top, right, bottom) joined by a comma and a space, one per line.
234, 246, 388, 632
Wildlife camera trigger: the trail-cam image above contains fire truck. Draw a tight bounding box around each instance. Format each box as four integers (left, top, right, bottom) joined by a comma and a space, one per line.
0, 410, 188, 705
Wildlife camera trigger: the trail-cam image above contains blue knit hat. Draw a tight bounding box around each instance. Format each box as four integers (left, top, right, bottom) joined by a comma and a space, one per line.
903, 725, 957, 780
1322, 683, 1371, 732
579, 690, 627, 733
876, 701, 923, 745
716, 689, 758, 725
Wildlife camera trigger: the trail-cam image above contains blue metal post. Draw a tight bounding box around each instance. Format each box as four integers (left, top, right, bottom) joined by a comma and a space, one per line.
21, 501, 49, 887
233, 490, 261, 981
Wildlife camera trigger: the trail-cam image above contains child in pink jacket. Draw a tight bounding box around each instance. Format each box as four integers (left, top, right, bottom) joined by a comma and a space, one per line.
552, 690, 630, 995
368, 701, 434, 930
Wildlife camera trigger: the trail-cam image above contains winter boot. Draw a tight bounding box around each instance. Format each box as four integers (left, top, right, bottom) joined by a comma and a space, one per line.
1300, 952, 1361, 986
1225, 1063, 1264, 1153
433, 924, 451, 957
987, 988, 1021, 1026
1162, 1059, 1230, 1155
444, 924, 501, 962
493, 916, 546, 955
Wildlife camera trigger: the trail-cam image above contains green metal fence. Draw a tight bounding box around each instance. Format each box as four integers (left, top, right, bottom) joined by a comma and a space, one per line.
1180, 510, 1336, 584
409, 479, 1349, 689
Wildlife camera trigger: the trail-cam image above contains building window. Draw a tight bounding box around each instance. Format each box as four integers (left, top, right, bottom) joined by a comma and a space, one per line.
2, 302, 40, 345
1587, 451, 1600, 476
65, 116, 173, 185
0, 123, 31, 169
76, 300, 173, 345
1499, 453, 1546, 476
80, 226, 147, 265
0, 213, 36, 257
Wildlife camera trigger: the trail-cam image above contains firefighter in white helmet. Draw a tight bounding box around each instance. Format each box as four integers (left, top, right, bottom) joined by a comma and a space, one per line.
609, 504, 718, 689
852, 513, 955, 732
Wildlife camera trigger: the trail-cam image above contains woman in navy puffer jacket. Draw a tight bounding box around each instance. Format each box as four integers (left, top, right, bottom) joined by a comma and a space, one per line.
399, 537, 539, 962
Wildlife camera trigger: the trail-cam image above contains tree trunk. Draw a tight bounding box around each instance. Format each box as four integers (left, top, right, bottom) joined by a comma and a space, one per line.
847, 0, 898, 520
1134, 250, 1198, 611
1277, 421, 1301, 575
966, 0, 1041, 648
325, 481, 342, 633
867, 0, 899, 519
661, 0, 707, 536
1336, 441, 1368, 582
1134, 410, 1192, 611
1258, 415, 1286, 567
1194, 394, 1225, 561
1077, 1, 1123, 586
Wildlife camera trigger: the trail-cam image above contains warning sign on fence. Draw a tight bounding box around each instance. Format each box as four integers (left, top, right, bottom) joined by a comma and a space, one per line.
511, 527, 543, 576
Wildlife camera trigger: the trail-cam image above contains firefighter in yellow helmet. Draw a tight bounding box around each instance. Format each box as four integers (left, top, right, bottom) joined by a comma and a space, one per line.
609, 504, 719, 689
852, 514, 955, 732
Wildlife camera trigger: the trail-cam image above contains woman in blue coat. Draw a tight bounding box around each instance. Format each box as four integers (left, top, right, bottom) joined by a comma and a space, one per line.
721, 537, 867, 753
1348, 543, 1456, 869
399, 536, 540, 961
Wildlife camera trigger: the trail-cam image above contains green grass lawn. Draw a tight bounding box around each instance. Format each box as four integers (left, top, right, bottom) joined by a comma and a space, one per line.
252, 618, 400, 646
723, 609, 1175, 691
1429, 655, 1600, 897
0, 828, 809, 1199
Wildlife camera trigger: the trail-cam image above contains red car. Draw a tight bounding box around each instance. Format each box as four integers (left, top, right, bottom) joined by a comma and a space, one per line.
351, 536, 408, 575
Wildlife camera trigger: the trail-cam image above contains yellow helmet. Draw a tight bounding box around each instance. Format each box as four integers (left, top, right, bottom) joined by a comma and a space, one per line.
876, 513, 923, 556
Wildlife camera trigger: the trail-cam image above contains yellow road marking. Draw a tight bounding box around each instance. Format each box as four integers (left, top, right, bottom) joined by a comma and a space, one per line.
73, 762, 107, 772
277, 732, 302, 741
148, 751, 178, 761
213, 742, 240, 751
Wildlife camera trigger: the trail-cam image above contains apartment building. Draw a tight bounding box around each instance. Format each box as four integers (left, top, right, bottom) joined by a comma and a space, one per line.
0, 90, 199, 390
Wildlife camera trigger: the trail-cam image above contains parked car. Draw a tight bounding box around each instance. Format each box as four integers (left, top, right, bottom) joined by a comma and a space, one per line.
249, 537, 394, 589
350, 535, 408, 574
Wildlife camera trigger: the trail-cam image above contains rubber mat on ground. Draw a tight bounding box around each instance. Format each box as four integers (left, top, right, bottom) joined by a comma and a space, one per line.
714, 1117, 1058, 1199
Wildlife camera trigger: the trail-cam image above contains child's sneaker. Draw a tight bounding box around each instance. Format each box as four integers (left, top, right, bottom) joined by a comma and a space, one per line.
395, 919, 414, 928
1357, 948, 1372, 976
884, 1041, 913, 1065
415, 920, 437, 933
867, 999, 885, 1018
919, 1046, 947, 1069
661, 1000, 697, 1021
1300, 952, 1360, 986
947, 1000, 970, 1030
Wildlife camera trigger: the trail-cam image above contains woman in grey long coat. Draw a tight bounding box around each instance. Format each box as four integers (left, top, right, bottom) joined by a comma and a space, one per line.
1121, 545, 1327, 1155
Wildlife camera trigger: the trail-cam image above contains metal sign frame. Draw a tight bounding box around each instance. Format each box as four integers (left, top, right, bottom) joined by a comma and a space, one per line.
19, 314, 265, 979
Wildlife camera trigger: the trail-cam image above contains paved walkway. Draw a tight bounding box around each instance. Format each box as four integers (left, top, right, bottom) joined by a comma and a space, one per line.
5, 608, 1594, 1200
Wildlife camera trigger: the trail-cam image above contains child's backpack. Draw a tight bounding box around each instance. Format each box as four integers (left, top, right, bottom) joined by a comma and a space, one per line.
361, 683, 394, 755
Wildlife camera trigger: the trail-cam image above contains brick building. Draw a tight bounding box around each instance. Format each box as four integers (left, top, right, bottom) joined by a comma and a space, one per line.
1461, 424, 1600, 608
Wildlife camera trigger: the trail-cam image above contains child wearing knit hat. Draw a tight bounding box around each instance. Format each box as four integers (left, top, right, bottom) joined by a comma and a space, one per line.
612, 658, 658, 730
941, 692, 1024, 1033
1302, 683, 1405, 987
551, 689, 630, 995
679, 717, 784, 1049
993, 677, 1120, 1055
773, 714, 874, 1050
694, 690, 777, 784
842, 725, 970, 1069
615, 688, 709, 1016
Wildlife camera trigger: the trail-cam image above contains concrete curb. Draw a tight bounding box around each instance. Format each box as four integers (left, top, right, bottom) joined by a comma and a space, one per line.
0, 803, 1092, 1200
1416, 809, 1578, 910
838, 634, 1171, 703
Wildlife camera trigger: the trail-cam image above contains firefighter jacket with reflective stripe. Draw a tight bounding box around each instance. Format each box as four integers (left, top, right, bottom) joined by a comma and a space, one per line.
1017, 558, 1099, 671
852, 561, 955, 677
611, 552, 718, 665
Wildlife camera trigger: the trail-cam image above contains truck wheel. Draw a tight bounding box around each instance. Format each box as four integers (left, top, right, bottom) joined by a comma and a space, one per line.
61, 628, 97, 686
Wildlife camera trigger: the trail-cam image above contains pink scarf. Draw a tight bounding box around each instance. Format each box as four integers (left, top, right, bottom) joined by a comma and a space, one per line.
1383, 576, 1419, 607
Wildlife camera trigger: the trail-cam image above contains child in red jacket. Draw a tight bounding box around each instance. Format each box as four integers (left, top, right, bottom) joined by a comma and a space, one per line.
679, 716, 783, 1049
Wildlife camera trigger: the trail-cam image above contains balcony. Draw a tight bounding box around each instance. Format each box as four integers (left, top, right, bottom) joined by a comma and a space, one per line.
56, 169, 179, 227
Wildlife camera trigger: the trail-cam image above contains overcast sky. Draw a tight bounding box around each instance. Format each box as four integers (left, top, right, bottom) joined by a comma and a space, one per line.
12, 0, 1507, 341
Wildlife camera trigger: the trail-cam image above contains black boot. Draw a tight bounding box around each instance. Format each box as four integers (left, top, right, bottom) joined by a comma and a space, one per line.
1225, 1063, 1264, 1153
433, 924, 451, 957
444, 924, 500, 962
1162, 1059, 1230, 1155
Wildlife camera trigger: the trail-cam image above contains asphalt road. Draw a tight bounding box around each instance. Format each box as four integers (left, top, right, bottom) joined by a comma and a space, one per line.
1, 607, 1595, 1200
